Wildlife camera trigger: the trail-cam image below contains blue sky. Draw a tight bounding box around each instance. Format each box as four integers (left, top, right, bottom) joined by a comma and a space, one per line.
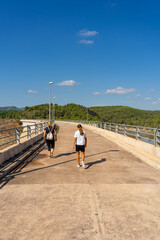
0, 0, 160, 110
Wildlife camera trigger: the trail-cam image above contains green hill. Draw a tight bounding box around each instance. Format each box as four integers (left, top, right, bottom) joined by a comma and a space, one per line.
0, 103, 160, 128
90, 106, 160, 127
20, 103, 99, 121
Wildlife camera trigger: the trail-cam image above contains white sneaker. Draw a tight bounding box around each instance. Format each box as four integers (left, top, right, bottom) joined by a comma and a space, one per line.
77, 164, 80, 167
82, 161, 85, 168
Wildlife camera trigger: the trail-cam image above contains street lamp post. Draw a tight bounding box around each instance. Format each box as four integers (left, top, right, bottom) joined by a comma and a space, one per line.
53, 97, 56, 122
49, 82, 53, 122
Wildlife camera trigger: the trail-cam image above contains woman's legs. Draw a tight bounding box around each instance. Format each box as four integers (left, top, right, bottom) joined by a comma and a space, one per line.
76, 151, 80, 165
81, 152, 85, 161
49, 149, 51, 157
81, 151, 85, 167
46, 140, 55, 158
76, 146, 85, 167
46, 141, 51, 157
51, 148, 54, 157
51, 140, 55, 157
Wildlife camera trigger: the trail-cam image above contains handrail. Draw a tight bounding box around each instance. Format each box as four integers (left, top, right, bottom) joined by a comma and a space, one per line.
1, 119, 159, 149
0, 122, 48, 150
56, 119, 160, 147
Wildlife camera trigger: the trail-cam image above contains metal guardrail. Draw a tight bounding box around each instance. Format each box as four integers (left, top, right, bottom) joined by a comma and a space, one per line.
57, 119, 160, 147
1, 119, 159, 149
0, 122, 48, 150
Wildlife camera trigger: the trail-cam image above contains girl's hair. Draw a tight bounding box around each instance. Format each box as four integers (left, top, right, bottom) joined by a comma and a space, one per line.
77, 124, 82, 128
77, 124, 84, 136
48, 121, 51, 127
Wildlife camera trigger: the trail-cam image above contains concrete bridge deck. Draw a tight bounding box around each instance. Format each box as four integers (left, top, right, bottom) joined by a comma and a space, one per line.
0, 122, 160, 240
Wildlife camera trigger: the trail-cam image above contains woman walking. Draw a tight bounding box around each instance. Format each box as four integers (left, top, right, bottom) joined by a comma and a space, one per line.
44, 122, 57, 158
73, 124, 87, 168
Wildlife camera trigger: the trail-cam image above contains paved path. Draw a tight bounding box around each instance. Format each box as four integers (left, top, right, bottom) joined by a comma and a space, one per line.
0, 122, 160, 240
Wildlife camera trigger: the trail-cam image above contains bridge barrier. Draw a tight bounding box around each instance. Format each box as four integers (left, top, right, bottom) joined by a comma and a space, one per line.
56, 120, 160, 169
57, 120, 160, 147
1, 119, 159, 169
0, 120, 48, 165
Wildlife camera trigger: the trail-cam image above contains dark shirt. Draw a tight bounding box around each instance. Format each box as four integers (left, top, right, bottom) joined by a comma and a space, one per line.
45, 125, 55, 134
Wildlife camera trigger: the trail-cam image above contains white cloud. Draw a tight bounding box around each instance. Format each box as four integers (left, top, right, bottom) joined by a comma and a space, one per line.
28, 90, 37, 94
136, 94, 141, 97
92, 92, 101, 95
144, 97, 152, 101
158, 98, 160, 102
57, 80, 77, 86
152, 102, 158, 105
79, 29, 98, 37
79, 39, 94, 44
105, 87, 136, 95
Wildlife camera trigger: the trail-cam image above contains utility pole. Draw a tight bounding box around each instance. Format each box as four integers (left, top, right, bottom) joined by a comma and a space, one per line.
53, 97, 56, 122
49, 82, 53, 122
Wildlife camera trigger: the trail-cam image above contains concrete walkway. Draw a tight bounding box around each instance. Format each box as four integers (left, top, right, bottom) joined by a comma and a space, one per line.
0, 122, 160, 240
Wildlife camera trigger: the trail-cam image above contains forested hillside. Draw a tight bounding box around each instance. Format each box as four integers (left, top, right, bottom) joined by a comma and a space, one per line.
90, 106, 160, 127
22, 103, 99, 121
0, 104, 99, 121
0, 104, 160, 127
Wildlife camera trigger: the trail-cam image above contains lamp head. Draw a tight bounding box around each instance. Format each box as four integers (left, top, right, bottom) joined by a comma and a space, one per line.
49, 82, 53, 85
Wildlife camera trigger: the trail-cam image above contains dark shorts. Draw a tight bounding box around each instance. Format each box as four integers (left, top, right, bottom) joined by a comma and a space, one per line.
76, 145, 85, 152
46, 140, 55, 151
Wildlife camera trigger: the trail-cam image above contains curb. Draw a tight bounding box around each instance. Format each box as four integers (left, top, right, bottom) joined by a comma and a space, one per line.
0, 139, 45, 180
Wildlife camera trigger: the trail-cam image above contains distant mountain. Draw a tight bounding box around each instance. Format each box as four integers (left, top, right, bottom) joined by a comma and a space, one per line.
0, 106, 24, 110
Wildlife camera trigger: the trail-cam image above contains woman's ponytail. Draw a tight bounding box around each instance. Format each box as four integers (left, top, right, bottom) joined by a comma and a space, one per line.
79, 128, 84, 136
77, 124, 84, 136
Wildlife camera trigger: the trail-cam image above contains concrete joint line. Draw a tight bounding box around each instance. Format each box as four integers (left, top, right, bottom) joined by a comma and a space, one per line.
90, 187, 105, 239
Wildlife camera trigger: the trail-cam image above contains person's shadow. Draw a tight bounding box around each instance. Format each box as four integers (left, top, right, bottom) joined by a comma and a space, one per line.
54, 152, 76, 158
85, 158, 106, 169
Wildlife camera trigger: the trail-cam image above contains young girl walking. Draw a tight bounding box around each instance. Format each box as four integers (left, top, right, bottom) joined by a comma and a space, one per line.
73, 124, 87, 168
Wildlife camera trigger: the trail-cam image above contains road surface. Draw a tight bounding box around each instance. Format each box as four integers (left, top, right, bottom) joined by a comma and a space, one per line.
0, 122, 160, 240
